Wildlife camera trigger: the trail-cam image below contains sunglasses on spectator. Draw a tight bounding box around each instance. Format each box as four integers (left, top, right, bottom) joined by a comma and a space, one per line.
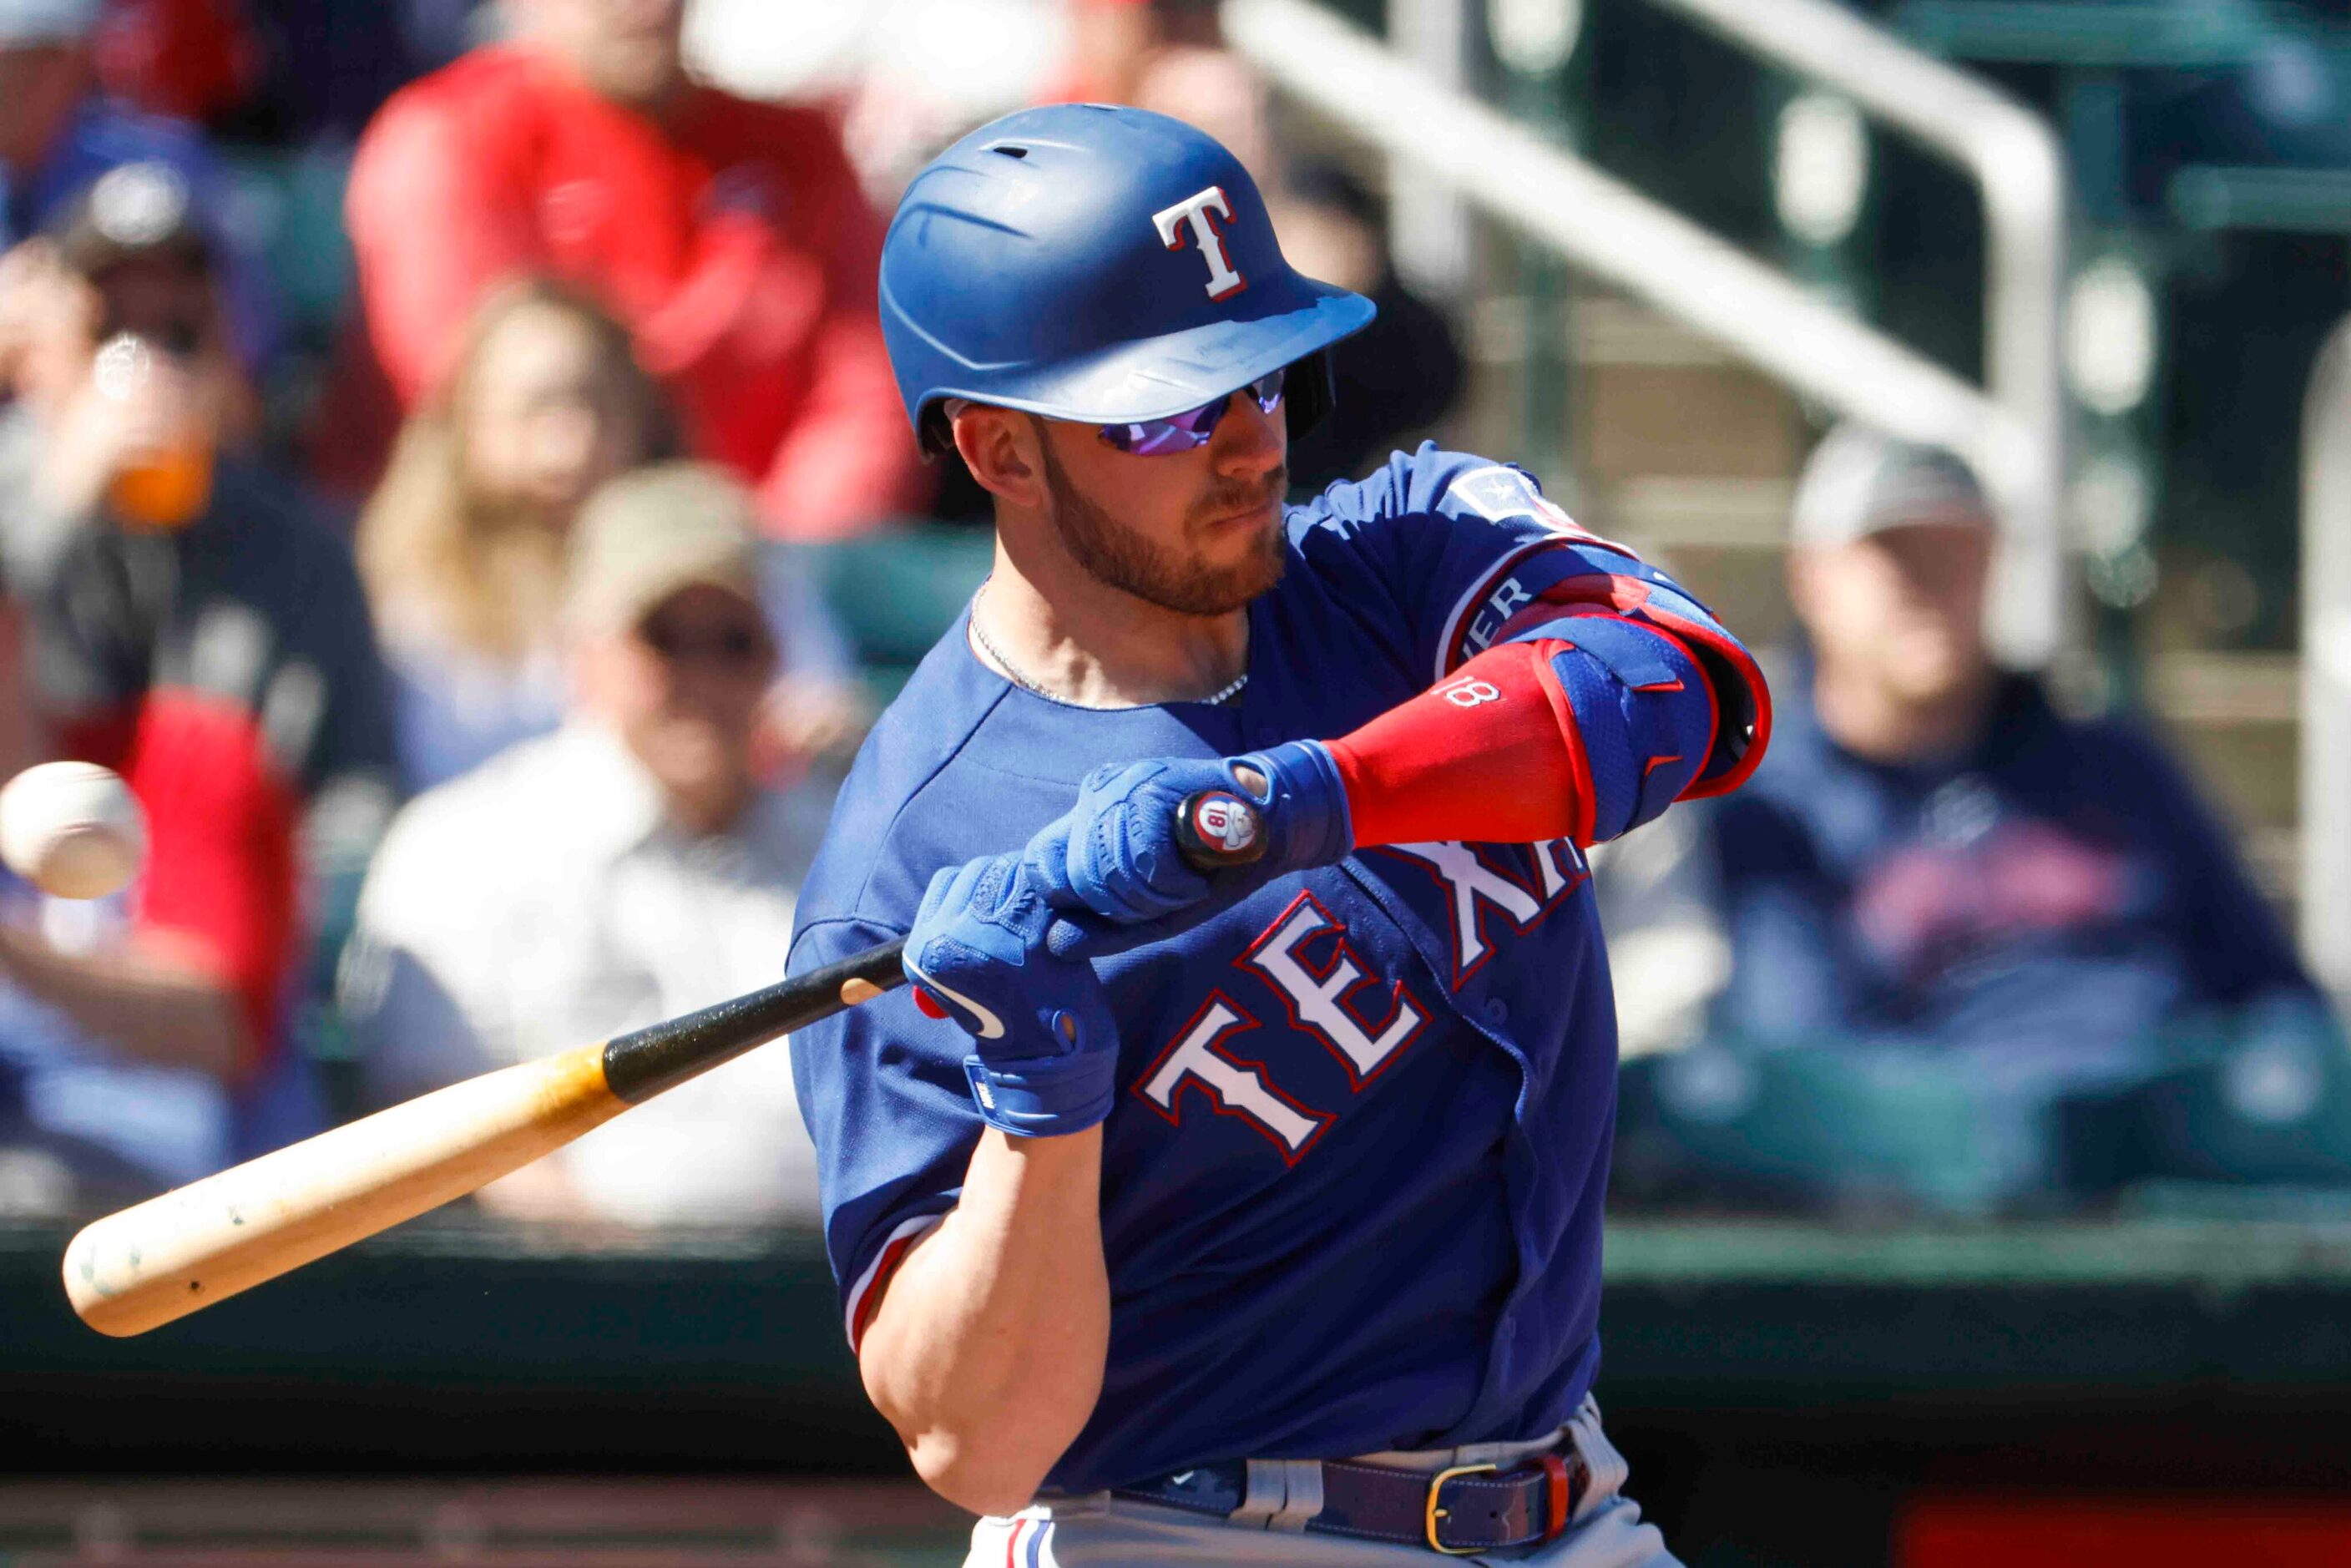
1097, 367, 1285, 456
637, 615, 772, 669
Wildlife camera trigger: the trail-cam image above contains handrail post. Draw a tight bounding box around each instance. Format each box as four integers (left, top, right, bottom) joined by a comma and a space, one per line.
1223, 0, 2003, 465
2301, 317, 2351, 1002
1230, 0, 2070, 669
1648, 0, 2070, 665
1386, 0, 1476, 298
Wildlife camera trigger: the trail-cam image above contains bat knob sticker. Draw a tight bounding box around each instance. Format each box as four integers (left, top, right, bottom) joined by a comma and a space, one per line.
1176, 788, 1266, 869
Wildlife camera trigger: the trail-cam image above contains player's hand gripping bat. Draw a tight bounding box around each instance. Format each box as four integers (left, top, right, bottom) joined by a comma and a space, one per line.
62, 788, 1267, 1338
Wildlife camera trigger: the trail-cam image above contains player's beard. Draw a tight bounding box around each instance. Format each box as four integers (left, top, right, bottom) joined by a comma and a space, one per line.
1038, 438, 1287, 617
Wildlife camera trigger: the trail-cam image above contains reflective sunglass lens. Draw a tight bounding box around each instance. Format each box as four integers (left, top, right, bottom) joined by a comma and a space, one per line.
1098, 367, 1289, 454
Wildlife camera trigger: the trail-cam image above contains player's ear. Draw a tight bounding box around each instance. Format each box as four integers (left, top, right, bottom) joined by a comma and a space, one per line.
953, 405, 1045, 508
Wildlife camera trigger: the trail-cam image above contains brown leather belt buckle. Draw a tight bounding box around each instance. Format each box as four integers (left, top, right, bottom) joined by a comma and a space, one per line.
1423, 1462, 1500, 1554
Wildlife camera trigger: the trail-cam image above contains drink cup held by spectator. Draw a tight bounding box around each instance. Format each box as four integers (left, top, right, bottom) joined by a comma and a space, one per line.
0, 156, 399, 1159
341, 462, 832, 1228
344, 0, 924, 541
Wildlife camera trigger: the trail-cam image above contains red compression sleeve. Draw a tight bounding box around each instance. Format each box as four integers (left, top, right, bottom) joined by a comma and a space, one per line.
1324, 640, 1597, 849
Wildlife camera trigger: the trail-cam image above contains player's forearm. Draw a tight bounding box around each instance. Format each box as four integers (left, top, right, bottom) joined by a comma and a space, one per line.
0, 926, 246, 1078
857, 1126, 1110, 1515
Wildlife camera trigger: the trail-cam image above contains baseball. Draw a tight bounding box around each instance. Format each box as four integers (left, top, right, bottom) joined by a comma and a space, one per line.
0, 761, 149, 900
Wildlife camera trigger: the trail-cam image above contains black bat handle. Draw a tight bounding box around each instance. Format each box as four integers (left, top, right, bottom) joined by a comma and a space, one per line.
1172, 787, 1268, 872
602, 938, 907, 1104
601, 791, 1262, 1104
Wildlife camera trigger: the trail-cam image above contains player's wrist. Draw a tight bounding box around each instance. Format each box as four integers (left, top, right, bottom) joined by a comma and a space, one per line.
964, 1047, 1120, 1138
1225, 740, 1352, 873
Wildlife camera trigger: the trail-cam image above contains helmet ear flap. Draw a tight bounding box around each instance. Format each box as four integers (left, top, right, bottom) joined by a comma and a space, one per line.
1283, 350, 1337, 441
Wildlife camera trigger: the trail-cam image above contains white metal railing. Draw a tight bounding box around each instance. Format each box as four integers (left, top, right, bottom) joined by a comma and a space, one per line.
2300, 318, 2351, 999
1222, 0, 2069, 665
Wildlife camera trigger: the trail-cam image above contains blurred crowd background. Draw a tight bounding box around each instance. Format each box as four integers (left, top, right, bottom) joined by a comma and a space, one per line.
1, 0, 2348, 1235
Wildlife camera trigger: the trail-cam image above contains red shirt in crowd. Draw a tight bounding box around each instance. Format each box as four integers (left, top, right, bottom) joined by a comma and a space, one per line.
346, 47, 922, 539
40, 461, 398, 1084
95, 0, 260, 124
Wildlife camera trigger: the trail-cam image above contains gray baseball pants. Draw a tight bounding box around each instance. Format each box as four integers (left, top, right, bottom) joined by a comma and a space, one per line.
963, 1398, 1678, 1566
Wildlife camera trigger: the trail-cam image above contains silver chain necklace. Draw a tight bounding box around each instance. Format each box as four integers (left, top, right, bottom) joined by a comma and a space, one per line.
968, 585, 1249, 708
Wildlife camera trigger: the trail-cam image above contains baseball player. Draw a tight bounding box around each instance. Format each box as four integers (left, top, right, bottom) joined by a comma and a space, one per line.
786, 105, 1771, 1565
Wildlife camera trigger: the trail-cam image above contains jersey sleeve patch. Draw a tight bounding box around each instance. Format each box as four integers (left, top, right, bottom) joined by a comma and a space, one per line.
1433, 536, 1646, 683
1438, 463, 1582, 534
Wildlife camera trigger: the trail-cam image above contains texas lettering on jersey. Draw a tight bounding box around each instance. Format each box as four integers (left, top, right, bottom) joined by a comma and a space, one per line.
1135, 837, 1587, 1163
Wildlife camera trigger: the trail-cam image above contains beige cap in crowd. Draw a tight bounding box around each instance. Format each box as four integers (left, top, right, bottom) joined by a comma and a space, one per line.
565, 462, 764, 637
1788, 423, 1995, 550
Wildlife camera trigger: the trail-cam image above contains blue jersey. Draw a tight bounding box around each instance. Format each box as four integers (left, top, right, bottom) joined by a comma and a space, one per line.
788, 444, 1732, 1494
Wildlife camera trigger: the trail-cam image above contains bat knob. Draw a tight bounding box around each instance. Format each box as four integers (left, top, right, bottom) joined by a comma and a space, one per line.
1174, 787, 1267, 872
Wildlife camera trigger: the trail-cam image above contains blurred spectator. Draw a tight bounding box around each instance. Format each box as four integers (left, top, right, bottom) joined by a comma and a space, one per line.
341, 463, 829, 1227
1049, 0, 1227, 108
1052, 0, 1153, 105
0, 161, 397, 1156
344, 0, 923, 541
91, 0, 261, 125
230, 0, 484, 144
1128, 38, 1274, 184
0, 0, 276, 368
0, 553, 230, 1212
1722, 427, 2315, 1051
1622, 427, 2328, 1211
88, 0, 481, 143
0, 163, 260, 586
685, 0, 1057, 205
1272, 164, 1464, 491
356, 277, 866, 792
358, 277, 676, 792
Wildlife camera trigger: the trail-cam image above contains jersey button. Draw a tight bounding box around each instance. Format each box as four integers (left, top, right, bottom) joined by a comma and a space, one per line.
1484, 999, 1509, 1024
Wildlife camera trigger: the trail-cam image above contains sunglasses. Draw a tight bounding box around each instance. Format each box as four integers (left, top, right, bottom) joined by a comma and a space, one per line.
638, 616, 772, 669
1097, 367, 1286, 456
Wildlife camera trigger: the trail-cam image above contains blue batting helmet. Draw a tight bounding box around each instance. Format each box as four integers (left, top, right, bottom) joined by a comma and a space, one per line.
879, 104, 1378, 455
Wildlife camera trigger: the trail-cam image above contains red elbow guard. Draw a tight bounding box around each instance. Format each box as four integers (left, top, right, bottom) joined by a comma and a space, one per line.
1324, 640, 1593, 848
1326, 620, 1719, 849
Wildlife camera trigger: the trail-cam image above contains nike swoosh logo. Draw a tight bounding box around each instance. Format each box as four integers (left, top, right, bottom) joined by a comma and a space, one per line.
902, 957, 1007, 1040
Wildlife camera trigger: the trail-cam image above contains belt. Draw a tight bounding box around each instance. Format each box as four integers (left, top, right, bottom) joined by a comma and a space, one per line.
1113, 1446, 1584, 1555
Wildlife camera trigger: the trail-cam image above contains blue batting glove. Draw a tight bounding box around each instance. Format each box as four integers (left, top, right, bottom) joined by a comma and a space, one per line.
904, 852, 1120, 1138
1029, 741, 1352, 926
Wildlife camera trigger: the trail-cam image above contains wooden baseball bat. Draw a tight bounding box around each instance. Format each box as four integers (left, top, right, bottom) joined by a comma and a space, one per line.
62, 786, 1268, 1338
61, 940, 909, 1337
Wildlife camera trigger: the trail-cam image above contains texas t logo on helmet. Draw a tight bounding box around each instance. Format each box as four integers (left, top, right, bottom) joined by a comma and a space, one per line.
874, 104, 1374, 454
1153, 186, 1247, 301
